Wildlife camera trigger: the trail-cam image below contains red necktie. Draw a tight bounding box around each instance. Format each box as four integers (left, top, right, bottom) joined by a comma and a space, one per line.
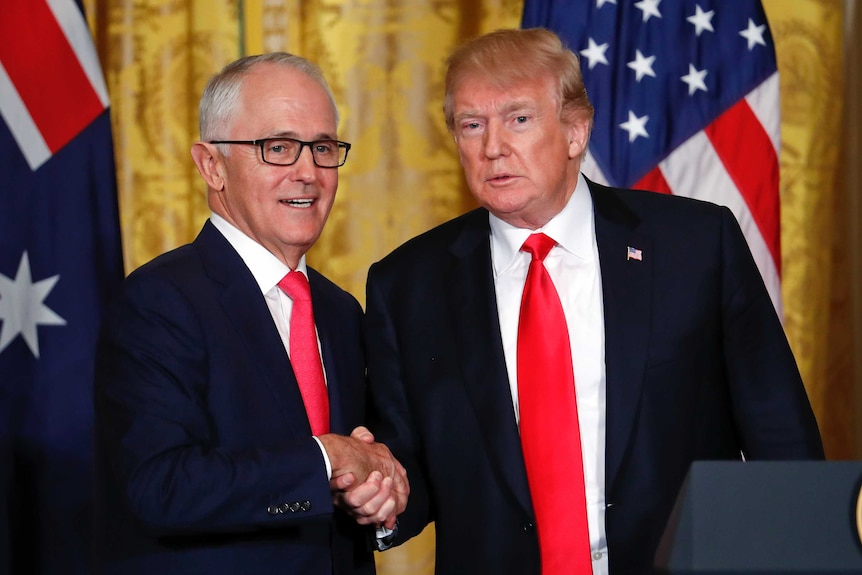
278, 271, 330, 435
517, 233, 592, 574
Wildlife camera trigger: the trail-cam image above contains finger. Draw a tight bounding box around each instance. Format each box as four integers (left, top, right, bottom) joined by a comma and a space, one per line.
354, 478, 396, 525
339, 472, 384, 510
330, 472, 356, 492
391, 467, 410, 495
383, 512, 398, 531
350, 426, 375, 443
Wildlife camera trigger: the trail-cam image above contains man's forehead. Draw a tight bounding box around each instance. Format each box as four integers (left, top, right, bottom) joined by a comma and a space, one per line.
453, 81, 555, 116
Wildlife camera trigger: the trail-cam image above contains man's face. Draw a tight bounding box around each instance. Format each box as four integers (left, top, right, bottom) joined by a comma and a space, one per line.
210, 64, 339, 268
451, 73, 588, 230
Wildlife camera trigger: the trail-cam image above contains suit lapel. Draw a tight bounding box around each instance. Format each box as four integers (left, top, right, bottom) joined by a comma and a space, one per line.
589, 182, 653, 494
446, 211, 534, 516
195, 222, 312, 438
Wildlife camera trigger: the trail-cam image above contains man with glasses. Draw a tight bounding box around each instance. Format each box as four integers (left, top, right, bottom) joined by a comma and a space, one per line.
93, 53, 406, 575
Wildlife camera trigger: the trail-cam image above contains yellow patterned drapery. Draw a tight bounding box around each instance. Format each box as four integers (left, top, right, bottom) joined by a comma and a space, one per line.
762, 0, 849, 459
84, 1, 855, 573
85, 0, 240, 273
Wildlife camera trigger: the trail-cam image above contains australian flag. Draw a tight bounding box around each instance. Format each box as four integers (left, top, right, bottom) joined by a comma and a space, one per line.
0, 1, 123, 573
523, 0, 783, 315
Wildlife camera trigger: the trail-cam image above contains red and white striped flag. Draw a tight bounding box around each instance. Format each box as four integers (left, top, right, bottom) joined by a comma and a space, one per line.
522, 0, 783, 316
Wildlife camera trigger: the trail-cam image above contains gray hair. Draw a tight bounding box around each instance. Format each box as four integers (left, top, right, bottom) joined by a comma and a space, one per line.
199, 52, 339, 143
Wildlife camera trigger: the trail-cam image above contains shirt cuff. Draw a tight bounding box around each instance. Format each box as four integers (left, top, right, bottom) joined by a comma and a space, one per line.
375, 522, 398, 551
312, 435, 332, 480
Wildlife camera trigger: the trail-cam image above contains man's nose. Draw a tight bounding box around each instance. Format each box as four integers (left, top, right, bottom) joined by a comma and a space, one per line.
483, 122, 510, 158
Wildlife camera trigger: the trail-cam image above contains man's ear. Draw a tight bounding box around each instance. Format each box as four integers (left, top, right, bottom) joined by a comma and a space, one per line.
566, 117, 591, 159
191, 142, 225, 190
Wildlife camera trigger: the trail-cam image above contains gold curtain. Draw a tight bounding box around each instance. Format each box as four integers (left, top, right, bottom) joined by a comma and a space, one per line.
762, 0, 851, 459
84, 0, 240, 272
84, 0, 857, 573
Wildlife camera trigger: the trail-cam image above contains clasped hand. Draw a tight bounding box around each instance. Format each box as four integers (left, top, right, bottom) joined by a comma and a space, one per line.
319, 427, 408, 530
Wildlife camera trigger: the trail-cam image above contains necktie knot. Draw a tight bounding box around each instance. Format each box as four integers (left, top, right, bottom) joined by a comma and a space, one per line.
521, 233, 556, 262
278, 270, 311, 301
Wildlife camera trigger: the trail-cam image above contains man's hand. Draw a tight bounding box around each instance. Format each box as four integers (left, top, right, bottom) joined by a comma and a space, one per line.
319, 427, 408, 529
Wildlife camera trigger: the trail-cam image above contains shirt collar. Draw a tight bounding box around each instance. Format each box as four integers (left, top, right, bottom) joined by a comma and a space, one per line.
209, 212, 308, 294
489, 173, 594, 278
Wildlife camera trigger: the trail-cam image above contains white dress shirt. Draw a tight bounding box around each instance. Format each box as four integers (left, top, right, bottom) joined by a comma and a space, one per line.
489, 173, 609, 574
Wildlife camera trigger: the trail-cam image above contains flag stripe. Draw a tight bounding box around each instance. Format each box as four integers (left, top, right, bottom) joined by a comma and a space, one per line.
0, 61, 51, 170
634, 167, 673, 195
0, 0, 104, 153
47, 0, 110, 107
745, 72, 781, 155
658, 114, 782, 314
704, 98, 780, 269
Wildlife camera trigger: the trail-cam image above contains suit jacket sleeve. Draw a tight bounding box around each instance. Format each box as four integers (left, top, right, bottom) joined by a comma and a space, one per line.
716, 205, 823, 458
94, 256, 336, 536
364, 262, 434, 543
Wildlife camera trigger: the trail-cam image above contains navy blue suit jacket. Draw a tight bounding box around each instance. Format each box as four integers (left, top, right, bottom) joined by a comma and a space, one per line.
364, 179, 823, 575
93, 221, 374, 575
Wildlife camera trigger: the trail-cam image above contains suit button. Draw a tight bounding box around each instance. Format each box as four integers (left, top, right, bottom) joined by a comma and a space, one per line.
280, 503, 292, 513
267, 505, 282, 515
299, 500, 312, 512
523, 523, 534, 532
290, 502, 302, 513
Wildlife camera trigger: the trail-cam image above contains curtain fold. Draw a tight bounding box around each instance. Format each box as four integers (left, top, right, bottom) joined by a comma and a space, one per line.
88, 0, 239, 272
763, 0, 849, 458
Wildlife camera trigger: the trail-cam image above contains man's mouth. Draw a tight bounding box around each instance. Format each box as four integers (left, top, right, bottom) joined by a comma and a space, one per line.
281, 198, 314, 208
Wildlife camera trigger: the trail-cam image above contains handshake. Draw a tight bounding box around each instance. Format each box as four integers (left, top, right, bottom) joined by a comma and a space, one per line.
319, 427, 409, 531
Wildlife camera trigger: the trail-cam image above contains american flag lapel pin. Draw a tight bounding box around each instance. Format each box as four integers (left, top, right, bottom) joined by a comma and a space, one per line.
627, 246, 643, 261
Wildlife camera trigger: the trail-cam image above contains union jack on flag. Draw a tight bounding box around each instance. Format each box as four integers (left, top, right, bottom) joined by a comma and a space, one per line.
522, 0, 783, 316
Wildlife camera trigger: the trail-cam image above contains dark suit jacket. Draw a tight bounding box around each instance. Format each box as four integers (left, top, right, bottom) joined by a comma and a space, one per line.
364, 179, 824, 575
93, 221, 374, 575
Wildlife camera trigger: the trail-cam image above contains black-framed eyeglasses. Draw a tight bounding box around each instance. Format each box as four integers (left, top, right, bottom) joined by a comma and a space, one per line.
209, 137, 351, 168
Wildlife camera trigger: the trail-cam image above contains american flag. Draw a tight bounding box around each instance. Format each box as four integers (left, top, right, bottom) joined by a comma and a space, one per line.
522, 0, 782, 315
0, 1, 123, 573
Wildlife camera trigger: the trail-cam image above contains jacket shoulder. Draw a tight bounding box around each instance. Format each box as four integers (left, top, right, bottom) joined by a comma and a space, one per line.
373, 208, 487, 269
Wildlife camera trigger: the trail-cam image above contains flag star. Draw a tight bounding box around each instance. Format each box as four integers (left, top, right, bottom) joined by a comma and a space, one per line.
740, 18, 767, 50
619, 110, 649, 142
0, 251, 66, 358
596, 0, 617, 7
580, 38, 610, 69
687, 5, 715, 36
627, 50, 657, 82
681, 63, 708, 95
634, 0, 662, 22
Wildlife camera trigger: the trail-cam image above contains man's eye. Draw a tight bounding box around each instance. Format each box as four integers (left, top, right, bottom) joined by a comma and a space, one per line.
267, 141, 294, 154
314, 142, 336, 154
515, 116, 528, 123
